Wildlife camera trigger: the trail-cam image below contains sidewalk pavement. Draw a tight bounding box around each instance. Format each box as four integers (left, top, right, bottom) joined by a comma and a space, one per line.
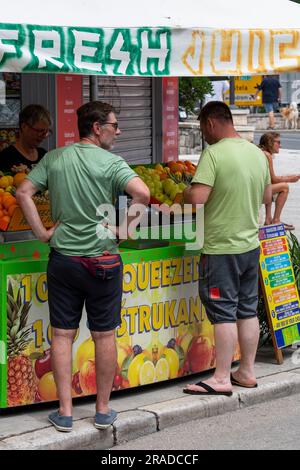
0, 345, 300, 450
1, 149, 300, 450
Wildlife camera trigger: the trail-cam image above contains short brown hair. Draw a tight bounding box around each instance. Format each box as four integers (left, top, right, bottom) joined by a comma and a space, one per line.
259, 132, 280, 154
198, 101, 233, 124
77, 101, 116, 138
19, 104, 52, 128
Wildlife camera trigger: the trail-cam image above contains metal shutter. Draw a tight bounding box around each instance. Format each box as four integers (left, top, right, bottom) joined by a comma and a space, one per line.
83, 77, 153, 164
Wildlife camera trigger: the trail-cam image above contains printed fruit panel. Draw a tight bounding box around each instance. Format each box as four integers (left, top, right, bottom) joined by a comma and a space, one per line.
5, 255, 226, 406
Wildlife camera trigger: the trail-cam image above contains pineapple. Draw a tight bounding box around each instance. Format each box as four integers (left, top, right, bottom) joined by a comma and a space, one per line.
7, 280, 38, 406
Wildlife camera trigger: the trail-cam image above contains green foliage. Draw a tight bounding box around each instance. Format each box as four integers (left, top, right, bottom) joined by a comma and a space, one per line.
287, 231, 300, 292
179, 78, 213, 114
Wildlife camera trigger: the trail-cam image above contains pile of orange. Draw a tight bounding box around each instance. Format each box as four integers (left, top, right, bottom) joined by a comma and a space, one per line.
0, 192, 18, 230
167, 160, 196, 176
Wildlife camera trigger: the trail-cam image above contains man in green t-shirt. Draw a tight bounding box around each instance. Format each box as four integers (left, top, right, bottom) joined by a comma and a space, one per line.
183, 101, 271, 397
16, 101, 150, 432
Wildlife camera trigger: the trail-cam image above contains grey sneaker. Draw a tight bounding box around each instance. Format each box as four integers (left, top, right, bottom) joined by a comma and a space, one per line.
94, 409, 117, 429
48, 410, 73, 432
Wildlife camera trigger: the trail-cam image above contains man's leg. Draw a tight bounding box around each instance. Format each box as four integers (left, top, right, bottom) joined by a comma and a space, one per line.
233, 317, 259, 385
268, 111, 275, 128
91, 329, 117, 414
51, 327, 77, 416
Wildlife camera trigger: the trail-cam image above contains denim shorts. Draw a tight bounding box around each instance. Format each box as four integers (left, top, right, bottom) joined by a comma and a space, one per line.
198, 247, 260, 324
264, 102, 277, 113
47, 250, 123, 332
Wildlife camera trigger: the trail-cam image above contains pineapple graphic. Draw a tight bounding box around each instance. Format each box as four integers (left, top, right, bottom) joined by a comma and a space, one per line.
6, 280, 38, 406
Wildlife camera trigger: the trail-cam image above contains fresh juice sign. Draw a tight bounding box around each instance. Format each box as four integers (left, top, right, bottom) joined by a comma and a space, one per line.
259, 224, 300, 348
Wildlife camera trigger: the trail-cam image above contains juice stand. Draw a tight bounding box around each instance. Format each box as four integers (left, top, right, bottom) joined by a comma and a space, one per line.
1, 0, 300, 407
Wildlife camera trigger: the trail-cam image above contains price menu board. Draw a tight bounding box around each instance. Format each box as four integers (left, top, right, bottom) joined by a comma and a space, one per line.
259, 224, 300, 349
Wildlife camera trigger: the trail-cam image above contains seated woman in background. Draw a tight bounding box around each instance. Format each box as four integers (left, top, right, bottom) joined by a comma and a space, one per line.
0, 104, 52, 173
259, 132, 300, 230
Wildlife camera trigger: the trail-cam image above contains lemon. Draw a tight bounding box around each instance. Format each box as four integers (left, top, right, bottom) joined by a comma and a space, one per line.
155, 357, 169, 382
0, 176, 10, 189
162, 348, 179, 379
139, 360, 156, 385
127, 353, 147, 387
76, 337, 95, 371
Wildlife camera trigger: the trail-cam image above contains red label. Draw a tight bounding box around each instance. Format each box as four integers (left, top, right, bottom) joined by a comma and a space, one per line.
162, 77, 179, 162
210, 287, 220, 299
56, 74, 83, 147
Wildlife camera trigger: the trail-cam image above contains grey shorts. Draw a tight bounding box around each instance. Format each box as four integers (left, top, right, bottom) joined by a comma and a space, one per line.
198, 247, 260, 324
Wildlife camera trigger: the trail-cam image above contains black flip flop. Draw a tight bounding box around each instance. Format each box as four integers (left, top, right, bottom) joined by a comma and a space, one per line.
230, 373, 258, 388
183, 380, 233, 396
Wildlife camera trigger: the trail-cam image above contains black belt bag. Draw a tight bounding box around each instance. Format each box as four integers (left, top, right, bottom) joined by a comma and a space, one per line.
70, 252, 122, 280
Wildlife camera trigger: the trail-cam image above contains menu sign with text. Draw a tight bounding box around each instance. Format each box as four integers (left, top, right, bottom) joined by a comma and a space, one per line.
259, 224, 300, 349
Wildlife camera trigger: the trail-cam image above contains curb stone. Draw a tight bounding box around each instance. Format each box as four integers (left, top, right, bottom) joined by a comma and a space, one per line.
0, 418, 114, 450
138, 395, 239, 430
237, 372, 300, 408
114, 410, 157, 446
1, 370, 300, 449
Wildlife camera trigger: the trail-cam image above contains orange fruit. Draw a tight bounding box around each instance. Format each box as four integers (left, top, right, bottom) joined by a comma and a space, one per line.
3, 195, 16, 210
8, 204, 18, 217
0, 210, 4, 218
0, 215, 11, 230
13, 172, 27, 188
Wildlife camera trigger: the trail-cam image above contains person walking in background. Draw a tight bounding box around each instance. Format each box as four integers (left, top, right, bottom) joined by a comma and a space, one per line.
259, 132, 300, 230
203, 80, 230, 105
183, 101, 271, 396
16, 101, 150, 432
0, 104, 52, 173
252, 75, 282, 130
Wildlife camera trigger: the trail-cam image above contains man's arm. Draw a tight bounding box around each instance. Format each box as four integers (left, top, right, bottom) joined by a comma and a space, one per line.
183, 183, 212, 205
16, 180, 58, 242
118, 176, 150, 240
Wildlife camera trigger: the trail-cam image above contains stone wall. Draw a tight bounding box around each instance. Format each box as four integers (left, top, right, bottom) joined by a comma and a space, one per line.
248, 113, 300, 130
179, 109, 255, 155
179, 121, 202, 155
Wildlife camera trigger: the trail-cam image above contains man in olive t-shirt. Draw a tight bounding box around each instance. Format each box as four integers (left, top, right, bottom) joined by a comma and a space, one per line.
16, 101, 150, 432
183, 101, 271, 397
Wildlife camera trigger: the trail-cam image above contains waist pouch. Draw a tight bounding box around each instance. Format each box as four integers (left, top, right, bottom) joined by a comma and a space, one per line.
70, 252, 122, 280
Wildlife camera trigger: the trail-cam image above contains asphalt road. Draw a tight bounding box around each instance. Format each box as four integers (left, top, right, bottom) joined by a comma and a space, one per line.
111, 392, 300, 450
254, 130, 300, 150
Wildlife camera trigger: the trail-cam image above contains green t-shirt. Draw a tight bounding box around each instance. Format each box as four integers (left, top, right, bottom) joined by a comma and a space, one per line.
192, 138, 271, 254
27, 143, 137, 256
